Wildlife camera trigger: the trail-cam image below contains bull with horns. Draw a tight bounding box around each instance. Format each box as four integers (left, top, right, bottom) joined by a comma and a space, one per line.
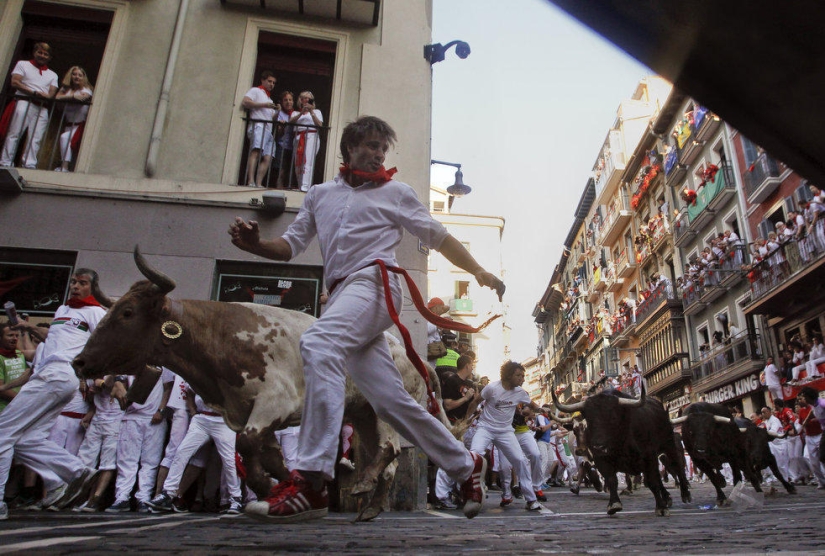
552, 386, 690, 516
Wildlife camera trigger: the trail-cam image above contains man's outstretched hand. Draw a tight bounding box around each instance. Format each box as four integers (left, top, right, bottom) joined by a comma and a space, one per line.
229, 217, 260, 254
474, 270, 506, 301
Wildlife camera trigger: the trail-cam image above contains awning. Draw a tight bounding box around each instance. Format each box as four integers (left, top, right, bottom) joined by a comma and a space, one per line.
220, 0, 381, 27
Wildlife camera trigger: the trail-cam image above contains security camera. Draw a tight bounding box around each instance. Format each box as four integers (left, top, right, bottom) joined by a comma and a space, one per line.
455, 41, 471, 59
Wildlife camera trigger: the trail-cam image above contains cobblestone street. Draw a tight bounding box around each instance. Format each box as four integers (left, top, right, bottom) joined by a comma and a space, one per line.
1, 481, 823, 554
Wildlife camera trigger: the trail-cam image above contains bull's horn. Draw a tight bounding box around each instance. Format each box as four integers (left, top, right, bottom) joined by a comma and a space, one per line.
618, 384, 646, 407
739, 428, 748, 432
551, 387, 585, 413
91, 282, 115, 308
713, 415, 732, 424
670, 416, 688, 425
550, 410, 574, 424
134, 245, 176, 295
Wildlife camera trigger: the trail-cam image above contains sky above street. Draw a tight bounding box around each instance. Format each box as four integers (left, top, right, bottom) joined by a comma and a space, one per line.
430, 0, 652, 363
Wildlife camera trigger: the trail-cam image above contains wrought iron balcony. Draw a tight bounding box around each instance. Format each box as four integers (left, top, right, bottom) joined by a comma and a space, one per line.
691, 333, 764, 383
743, 152, 783, 204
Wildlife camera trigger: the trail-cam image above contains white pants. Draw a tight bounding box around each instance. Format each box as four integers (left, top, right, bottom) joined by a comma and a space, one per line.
58, 123, 83, 163
787, 435, 808, 481
274, 425, 300, 471
434, 427, 474, 501
163, 415, 240, 499
471, 426, 536, 503
537, 440, 556, 482
48, 414, 86, 456
804, 433, 825, 484
516, 432, 543, 492
294, 267, 473, 482
161, 408, 191, 468
113, 417, 167, 503
294, 130, 319, 190
78, 418, 121, 470
806, 358, 825, 378
0, 100, 50, 168
769, 437, 790, 483
0, 373, 86, 499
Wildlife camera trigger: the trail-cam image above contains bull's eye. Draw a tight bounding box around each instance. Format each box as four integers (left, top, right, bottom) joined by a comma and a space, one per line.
122, 308, 133, 318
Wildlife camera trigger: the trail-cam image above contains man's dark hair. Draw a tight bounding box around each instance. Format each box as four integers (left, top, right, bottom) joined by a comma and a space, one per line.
500, 360, 524, 382
774, 398, 785, 409
456, 355, 473, 371
340, 116, 397, 164
800, 386, 820, 404
260, 70, 274, 82
74, 267, 113, 307
0, 321, 12, 334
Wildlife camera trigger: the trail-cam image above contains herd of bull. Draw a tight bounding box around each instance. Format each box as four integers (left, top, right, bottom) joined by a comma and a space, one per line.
548, 386, 794, 516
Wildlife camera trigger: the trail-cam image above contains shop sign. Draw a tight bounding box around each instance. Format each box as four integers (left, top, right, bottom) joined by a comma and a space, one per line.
703, 373, 760, 404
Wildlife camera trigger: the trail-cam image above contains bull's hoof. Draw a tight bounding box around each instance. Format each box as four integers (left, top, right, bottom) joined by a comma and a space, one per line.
666, 497, 673, 508
355, 505, 383, 522
620, 489, 633, 496
570, 485, 580, 495
718, 498, 731, 507
655, 507, 670, 517
607, 502, 623, 515
786, 485, 797, 494
682, 492, 692, 504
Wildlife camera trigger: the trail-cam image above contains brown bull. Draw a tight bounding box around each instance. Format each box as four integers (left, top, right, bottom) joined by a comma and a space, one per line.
72, 247, 448, 521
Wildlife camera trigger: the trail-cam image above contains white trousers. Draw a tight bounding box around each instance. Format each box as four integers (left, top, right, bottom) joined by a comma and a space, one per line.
434, 427, 474, 501
113, 417, 167, 503
294, 130, 320, 190
769, 437, 791, 482
806, 357, 825, 378
58, 123, 83, 163
787, 435, 808, 481
274, 425, 300, 471
161, 408, 191, 469
516, 432, 543, 491
78, 418, 121, 470
0, 374, 85, 499
537, 440, 556, 482
804, 433, 825, 484
294, 267, 473, 482
48, 414, 86, 456
471, 426, 536, 503
163, 414, 240, 499
0, 100, 49, 168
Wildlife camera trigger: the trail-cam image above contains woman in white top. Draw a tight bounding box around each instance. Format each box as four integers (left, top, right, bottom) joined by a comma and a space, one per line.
55, 66, 93, 172
290, 90, 324, 192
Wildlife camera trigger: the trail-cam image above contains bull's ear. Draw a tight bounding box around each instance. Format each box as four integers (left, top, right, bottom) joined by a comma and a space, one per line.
161, 297, 173, 317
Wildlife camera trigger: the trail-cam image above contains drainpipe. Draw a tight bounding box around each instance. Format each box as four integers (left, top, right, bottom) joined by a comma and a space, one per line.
145, 0, 190, 177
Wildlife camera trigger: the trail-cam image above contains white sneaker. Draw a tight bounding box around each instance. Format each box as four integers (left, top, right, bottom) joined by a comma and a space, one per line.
526, 500, 543, 511
0, 501, 7, 520
248, 182, 257, 188
222, 497, 243, 515
338, 457, 356, 471
300, 184, 310, 192
40, 484, 67, 509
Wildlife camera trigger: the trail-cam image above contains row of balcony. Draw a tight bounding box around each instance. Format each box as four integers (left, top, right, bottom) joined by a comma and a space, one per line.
746, 226, 825, 303
743, 151, 784, 204
690, 332, 764, 383
665, 105, 722, 185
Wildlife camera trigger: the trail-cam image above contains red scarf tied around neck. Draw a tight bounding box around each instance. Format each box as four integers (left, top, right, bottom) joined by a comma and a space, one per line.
66, 295, 102, 309
0, 347, 18, 358
339, 164, 398, 185
30, 60, 49, 75
257, 85, 271, 98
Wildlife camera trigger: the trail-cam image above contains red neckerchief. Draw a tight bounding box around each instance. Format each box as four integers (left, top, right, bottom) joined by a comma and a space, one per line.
66, 295, 102, 308
0, 347, 19, 358
257, 85, 271, 98
339, 164, 398, 185
29, 59, 48, 75
281, 109, 293, 116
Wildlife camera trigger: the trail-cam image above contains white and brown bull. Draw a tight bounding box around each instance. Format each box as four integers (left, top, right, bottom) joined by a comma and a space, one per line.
72, 247, 449, 521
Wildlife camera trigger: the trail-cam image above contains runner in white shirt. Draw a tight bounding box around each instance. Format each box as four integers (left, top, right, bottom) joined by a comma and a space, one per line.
470, 361, 549, 511
242, 70, 278, 187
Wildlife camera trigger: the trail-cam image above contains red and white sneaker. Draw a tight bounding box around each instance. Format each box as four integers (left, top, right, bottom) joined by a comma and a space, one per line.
245, 470, 328, 523
460, 451, 487, 519
499, 496, 513, 507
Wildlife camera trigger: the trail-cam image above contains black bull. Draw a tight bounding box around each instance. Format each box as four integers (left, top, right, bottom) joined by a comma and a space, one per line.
672, 402, 764, 505
735, 416, 797, 495
553, 388, 691, 516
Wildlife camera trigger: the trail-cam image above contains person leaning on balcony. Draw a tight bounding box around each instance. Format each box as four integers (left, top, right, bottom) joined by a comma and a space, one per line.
242, 70, 279, 188
274, 90, 295, 189
0, 42, 58, 169
803, 198, 825, 253
290, 91, 324, 193
54, 66, 93, 172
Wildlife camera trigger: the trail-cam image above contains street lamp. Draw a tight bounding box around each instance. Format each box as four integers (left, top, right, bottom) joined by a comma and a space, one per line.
430, 159, 472, 197
423, 40, 471, 65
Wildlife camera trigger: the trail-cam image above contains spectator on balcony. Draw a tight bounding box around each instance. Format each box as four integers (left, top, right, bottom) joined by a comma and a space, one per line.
766, 231, 789, 281
54, 66, 93, 172
0, 42, 58, 169
805, 335, 825, 380
763, 356, 783, 404
242, 70, 279, 188
728, 320, 740, 340
775, 221, 793, 243
790, 209, 813, 262
274, 90, 295, 189
290, 91, 323, 193
789, 340, 808, 383
658, 196, 670, 231
803, 198, 825, 253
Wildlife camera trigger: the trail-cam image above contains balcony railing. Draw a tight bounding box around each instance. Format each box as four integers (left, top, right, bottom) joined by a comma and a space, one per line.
240, 115, 328, 190
746, 226, 825, 302
743, 152, 782, 204
686, 162, 736, 223
635, 280, 674, 325
0, 93, 92, 172
691, 333, 763, 382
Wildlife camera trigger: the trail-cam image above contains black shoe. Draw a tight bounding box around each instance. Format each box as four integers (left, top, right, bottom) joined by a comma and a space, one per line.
512, 485, 523, 499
